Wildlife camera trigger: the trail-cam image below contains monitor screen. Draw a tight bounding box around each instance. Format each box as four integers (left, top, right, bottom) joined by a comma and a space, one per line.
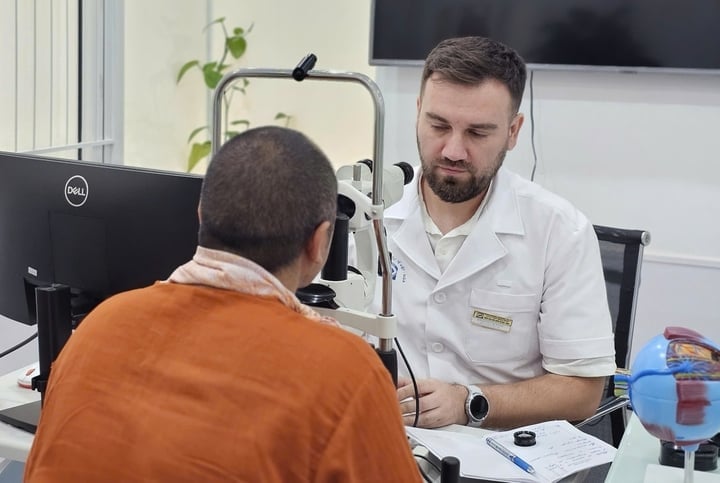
0, 152, 203, 326
370, 0, 720, 73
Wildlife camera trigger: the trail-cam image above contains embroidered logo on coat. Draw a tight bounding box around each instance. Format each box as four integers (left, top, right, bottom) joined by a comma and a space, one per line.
390, 256, 407, 283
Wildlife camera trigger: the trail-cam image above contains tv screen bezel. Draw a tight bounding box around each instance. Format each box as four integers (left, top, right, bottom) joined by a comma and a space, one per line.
368, 0, 720, 76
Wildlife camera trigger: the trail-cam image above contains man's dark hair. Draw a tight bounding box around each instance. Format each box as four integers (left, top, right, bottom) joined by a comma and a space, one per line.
199, 126, 337, 273
421, 36, 527, 113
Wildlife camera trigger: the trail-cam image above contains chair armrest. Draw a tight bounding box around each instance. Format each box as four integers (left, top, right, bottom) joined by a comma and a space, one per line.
575, 396, 631, 428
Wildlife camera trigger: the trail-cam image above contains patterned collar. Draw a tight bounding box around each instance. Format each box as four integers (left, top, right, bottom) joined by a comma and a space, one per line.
167, 246, 338, 327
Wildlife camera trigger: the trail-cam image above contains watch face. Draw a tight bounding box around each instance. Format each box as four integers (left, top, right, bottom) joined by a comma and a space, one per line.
470, 394, 489, 419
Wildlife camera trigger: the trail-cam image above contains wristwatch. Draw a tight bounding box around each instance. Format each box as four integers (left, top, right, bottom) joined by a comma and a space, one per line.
465, 384, 489, 427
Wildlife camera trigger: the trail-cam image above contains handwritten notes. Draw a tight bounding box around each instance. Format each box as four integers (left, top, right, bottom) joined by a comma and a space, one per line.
407, 420, 617, 483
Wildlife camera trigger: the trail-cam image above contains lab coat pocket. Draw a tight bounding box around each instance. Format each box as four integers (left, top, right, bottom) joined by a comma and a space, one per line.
464, 289, 539, 363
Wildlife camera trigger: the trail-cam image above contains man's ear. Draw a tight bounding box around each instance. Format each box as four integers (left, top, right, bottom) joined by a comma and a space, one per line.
507, 113, 525, 150
306, 220, 333, 265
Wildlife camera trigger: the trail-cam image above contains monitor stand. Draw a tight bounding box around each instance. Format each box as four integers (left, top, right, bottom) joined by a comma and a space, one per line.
0, 285, 73, 435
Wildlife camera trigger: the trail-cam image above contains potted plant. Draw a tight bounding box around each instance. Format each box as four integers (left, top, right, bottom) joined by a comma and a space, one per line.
177, 17, 290, 172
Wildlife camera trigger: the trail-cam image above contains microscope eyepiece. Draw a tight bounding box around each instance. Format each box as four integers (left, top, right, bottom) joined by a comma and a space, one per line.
394, 161, 414, 185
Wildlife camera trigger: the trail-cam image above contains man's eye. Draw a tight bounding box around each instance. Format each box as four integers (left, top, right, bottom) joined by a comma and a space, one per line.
431, 124, 449, 131
469, 131, 487, 138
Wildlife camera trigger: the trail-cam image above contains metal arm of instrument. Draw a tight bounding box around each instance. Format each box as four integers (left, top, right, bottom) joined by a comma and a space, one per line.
209, 57, 396, 357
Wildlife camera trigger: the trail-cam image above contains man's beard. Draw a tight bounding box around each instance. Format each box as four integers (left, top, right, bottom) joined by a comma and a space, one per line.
420, 148, 506, 203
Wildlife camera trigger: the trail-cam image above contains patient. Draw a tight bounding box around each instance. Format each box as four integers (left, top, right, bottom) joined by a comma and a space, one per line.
24, 127, 422, 482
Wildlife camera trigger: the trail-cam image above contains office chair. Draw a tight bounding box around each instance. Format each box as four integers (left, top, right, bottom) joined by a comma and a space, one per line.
576, 224, 651, 448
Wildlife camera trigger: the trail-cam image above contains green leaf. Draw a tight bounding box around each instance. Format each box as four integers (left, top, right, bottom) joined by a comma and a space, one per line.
202, 62, 223, 89
176, 60, 200, 83
188, 141, 212, 172
227, 36, 247, 59
230, 119, 250, 127
233, 27, 245, 35
187, 125, 208, 143
274, 112, 292, 126
202, 17, 225, 33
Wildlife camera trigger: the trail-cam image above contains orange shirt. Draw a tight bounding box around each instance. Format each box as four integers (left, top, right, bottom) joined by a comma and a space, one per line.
24, 283, 422, 482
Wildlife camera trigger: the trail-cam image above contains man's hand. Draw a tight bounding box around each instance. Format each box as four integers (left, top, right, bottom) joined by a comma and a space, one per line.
397, 377, 468, 428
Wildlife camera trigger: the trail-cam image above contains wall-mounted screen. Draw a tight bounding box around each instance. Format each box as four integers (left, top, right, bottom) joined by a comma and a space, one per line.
370, 0, 720, 73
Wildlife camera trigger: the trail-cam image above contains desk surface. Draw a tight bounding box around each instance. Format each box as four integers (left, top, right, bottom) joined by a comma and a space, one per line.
9, 368, 713, 481
0, 365, 39, 463
606, 413, 720, 482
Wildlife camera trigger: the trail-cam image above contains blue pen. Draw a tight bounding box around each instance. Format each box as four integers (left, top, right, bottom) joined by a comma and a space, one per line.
486, 437, 536, 475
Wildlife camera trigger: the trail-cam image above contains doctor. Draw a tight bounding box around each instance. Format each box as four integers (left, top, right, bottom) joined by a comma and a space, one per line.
387, 36, 616, 430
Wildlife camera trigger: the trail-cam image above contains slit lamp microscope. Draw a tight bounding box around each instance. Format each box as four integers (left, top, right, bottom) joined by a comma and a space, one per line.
210, 54, 410, 386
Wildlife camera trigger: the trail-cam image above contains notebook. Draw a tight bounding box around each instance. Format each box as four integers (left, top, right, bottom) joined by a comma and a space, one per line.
0, 400, 41, 434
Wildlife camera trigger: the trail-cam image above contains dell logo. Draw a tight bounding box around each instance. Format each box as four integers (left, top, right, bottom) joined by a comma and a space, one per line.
64, 175, 89, 207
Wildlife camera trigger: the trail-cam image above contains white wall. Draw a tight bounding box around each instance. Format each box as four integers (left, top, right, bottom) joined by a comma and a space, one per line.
0, 315, 38, 376
122, 0, 212, 172
123, 0, 376, 172
0, 0, 377, 372
376, 65, 720, 361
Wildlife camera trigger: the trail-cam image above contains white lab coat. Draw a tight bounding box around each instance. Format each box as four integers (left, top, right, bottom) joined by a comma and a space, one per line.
376, 167, 615, 385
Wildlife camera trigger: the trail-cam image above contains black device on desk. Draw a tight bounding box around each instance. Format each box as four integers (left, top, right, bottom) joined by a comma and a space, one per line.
0, 151, 203, 432
660, 438, 720, 472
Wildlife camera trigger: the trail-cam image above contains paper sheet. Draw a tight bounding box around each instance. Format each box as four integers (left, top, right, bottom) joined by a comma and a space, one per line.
407, 420, 616, 483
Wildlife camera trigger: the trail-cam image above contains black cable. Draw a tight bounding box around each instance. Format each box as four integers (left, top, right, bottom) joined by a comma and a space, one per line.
0, 332, 38, 359
414, 453, 441, 472
529, 69, 539, 182
395, 337, 421, 427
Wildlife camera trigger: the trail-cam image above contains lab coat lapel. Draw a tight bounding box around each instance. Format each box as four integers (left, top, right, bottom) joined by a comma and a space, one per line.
436, 221, 507, 290
436, 168, 525, 290
386, 170, 442, 281
392, 206, 441, 281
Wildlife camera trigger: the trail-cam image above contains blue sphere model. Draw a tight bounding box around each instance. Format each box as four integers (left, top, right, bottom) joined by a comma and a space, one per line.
624, 327, 720, 451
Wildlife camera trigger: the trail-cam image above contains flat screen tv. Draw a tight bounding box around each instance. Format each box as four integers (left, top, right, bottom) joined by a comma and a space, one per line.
370, 0, 720, 73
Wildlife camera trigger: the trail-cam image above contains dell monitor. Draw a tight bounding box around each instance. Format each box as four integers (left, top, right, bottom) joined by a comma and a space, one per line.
0, 151, 203, 327
0, 151, 203, 432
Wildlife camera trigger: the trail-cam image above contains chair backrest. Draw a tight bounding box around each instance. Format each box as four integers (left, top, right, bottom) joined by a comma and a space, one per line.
576, 225, 650, 453
593, 224, 651, 374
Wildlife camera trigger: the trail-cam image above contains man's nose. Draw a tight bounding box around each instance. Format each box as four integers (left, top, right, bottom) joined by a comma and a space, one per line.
441, 132, 467, 162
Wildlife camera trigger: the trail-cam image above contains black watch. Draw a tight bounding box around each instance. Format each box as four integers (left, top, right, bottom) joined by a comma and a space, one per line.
465, 384, 489, 427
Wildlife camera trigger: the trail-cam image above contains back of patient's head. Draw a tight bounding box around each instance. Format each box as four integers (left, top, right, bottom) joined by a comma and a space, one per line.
199, 126, 337, 273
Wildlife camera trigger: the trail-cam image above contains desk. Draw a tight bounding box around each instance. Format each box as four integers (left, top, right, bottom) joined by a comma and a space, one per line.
0, 366, 39, 463
412, 424, 490, 482
414, 424, 587, 483
606, 413, 720, 482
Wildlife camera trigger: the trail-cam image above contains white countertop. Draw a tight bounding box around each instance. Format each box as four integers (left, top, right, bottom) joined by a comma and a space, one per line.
0, 365, 40, 463
606, 413, 720, 482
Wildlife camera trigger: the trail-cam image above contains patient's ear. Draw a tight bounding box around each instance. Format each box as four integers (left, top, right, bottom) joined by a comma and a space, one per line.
297, 221, 333, 288
306, 221, 333, 265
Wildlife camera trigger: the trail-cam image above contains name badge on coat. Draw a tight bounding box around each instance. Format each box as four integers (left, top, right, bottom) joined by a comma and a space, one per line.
471, 310, 513, 333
